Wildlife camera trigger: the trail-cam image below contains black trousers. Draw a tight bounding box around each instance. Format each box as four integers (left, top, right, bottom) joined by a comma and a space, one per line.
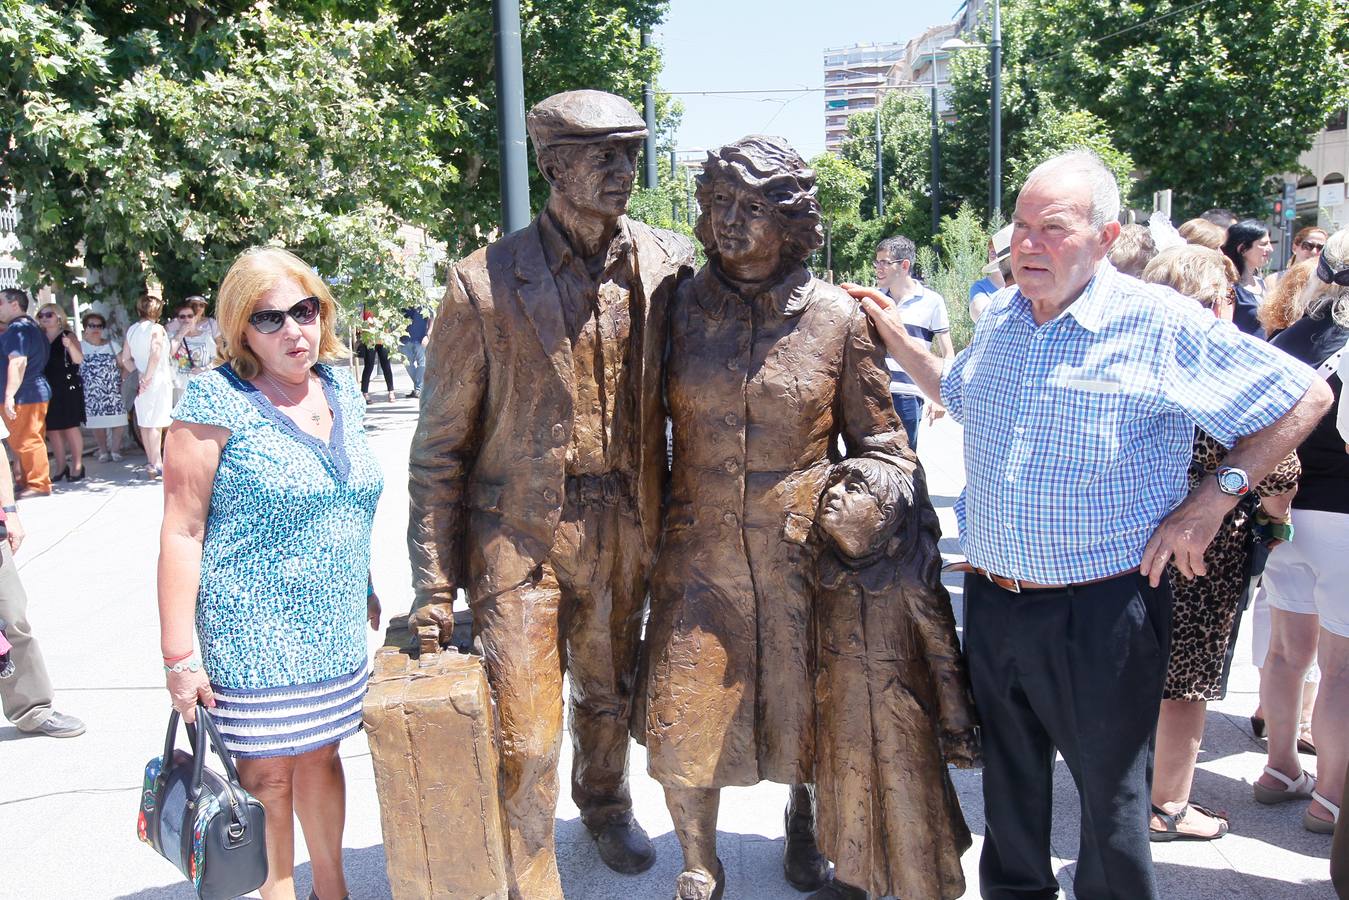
359, 344, 394, 393
964, 571, 1170, 900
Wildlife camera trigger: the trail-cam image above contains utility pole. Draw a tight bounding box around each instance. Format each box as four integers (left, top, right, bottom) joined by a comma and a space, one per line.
930, 47, 941, 237
492, 0, 530, 233
874, 102, 884, 219
641, 30, 658, 189
989, 0, 1003, 218
669, 148, 678, 220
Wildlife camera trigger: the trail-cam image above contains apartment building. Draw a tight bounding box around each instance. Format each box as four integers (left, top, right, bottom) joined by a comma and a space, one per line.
823, 42, 906, 153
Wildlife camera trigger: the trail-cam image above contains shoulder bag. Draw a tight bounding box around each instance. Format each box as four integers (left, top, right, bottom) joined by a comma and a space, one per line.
136, 706, 268, 899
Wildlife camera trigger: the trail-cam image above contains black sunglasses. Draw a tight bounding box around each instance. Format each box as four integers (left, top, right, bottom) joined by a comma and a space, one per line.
248, 296, 320, 334
84, 322, 105, 329
1301, 241, 1325, 252
1317, 253, 1349, 287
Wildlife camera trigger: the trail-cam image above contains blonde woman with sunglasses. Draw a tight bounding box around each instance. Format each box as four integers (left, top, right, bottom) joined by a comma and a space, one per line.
157, 247, 384, 900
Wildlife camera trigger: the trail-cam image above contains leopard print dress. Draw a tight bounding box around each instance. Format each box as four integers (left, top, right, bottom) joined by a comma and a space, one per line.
1163, 431, 1300, 702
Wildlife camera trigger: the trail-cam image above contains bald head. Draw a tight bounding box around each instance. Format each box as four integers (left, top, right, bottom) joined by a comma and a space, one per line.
1021, 151, 1120, 231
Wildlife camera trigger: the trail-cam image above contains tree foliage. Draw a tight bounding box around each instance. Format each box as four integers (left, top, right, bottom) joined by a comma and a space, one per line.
941, 0, 1134, 219
380, 0, 669, 252
949, 0, 1349, 219
1, 2, 454, 318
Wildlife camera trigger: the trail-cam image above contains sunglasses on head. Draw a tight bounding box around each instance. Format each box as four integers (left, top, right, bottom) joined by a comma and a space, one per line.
1317, 253, 1349, 287
248, 296, 320, 334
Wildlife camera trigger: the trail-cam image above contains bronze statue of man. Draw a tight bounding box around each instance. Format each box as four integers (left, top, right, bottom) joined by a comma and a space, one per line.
407, 89, 695, 899
640, 135, 915, 900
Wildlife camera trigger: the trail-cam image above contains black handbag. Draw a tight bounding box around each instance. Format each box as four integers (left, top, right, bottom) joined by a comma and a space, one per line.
136, 706, 268, 899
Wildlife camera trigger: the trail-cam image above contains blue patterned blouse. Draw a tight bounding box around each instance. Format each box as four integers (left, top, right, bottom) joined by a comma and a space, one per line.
173, 363, 384, 691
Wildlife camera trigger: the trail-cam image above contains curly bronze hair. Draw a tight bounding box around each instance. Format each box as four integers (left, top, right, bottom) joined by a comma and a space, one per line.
694, 135, 824, 269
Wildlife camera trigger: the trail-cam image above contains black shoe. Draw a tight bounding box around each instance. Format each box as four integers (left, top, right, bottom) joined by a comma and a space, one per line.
809, 881, 868, 900
67, 467, 85, 483
783, 803, 830, 892
53, 467, 68, 483
589, 815, 657, 874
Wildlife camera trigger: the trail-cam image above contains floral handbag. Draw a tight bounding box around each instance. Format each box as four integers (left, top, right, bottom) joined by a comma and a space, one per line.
137, 705, 268, 899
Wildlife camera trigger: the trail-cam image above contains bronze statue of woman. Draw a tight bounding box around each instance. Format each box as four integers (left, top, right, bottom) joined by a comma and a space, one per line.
639, 135, 915, 899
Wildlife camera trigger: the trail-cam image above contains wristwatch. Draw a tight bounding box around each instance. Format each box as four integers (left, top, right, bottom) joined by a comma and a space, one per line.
1215, 465, 1251, 497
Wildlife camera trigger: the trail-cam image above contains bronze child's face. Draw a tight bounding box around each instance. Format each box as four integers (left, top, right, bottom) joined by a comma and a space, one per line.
549, 139, 640, 220
707, 179, 786, 278
818, 472, 886, 559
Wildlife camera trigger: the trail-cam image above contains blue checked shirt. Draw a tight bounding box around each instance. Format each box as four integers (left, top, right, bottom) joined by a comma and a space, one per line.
941, 261, 1315, 584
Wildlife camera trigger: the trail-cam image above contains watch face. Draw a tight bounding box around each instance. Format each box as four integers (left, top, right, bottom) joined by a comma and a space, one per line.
1218, 468, 1249, 495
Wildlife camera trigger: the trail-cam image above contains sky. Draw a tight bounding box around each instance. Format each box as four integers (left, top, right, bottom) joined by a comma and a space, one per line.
655, 0, 967, 161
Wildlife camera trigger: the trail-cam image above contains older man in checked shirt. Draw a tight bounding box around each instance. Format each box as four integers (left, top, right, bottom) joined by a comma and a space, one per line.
845, 150, 1332, 900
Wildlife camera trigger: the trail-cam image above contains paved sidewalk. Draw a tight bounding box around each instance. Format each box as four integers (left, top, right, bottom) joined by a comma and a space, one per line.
0, 369, 1336, 898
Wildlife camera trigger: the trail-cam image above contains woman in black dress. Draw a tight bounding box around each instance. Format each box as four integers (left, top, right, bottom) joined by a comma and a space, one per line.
36, 303, 85, 482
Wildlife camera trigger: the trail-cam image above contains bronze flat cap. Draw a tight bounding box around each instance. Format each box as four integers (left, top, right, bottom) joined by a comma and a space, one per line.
527, 90, 649, 149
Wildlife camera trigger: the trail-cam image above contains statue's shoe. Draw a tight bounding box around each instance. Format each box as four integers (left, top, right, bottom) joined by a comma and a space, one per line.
675, 860, 725, 900
809, 880, 868, 900
783, 807, 830, 891
590, 814, 657, 874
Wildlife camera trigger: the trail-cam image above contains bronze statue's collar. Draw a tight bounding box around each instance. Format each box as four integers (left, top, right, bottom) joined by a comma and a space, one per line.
817, 541, 902, 593
695, 263, 813, 320
536, 208, 633, 279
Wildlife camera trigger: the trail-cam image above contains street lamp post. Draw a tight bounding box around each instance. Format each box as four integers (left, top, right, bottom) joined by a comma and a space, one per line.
989, 0, 1003, 218
492, 0, 530, 233
875, 103, 884, 219
942, 4, 1003, 220
928, 47, 941, 237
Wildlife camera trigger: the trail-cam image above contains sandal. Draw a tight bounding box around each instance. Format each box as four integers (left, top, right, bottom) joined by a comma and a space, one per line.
1305, 790, 1340, 835
1253, 765, 1316, 805
1298, 722, 1317, 756
1149, 803, 1229, 842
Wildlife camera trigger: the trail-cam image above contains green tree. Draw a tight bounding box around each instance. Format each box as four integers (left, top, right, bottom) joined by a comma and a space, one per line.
950, 0, 1349, 218
942, 0, 1134, 219
2, 3, 454, 319
808, 152, 866, 277
380, 0, 670, 251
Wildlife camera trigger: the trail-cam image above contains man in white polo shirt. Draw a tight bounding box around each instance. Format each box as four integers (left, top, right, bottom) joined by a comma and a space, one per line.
872, 235, 954, 449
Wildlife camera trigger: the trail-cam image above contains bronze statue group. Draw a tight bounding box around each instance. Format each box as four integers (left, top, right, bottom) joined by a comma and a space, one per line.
406, 90, 977, 900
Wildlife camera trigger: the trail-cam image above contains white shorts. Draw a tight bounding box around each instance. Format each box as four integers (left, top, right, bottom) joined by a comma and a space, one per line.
1263, 508, 1349, 638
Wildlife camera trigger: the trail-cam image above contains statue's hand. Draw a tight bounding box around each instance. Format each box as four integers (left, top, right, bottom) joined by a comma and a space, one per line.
409, 601, 456, 646
941, 727, 982, 769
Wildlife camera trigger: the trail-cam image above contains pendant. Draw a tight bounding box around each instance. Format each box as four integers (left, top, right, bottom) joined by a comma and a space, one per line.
311, 412, 321, 425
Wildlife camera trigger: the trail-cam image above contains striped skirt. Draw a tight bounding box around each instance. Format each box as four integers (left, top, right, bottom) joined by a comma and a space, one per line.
208, 664, 368, 759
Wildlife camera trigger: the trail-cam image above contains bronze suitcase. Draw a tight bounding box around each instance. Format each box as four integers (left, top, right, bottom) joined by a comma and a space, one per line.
364, 615, 509, 899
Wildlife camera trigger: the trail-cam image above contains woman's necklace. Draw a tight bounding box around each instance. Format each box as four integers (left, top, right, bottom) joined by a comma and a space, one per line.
263, 371, 322, 426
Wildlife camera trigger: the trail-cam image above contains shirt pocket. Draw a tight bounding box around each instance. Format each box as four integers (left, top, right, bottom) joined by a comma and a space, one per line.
1038, 381, 1141, 475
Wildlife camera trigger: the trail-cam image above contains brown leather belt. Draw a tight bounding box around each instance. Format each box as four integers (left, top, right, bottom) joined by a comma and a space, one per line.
942, 561, 1130, 594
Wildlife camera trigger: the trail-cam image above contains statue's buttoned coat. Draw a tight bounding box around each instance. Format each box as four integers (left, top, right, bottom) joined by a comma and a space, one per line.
407, 216, 694, 608
642, 264, 913, 788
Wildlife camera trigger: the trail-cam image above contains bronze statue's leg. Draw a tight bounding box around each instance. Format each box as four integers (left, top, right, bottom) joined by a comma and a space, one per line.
474, 573, 566, 900
561, 499, 655, 872
784, 783, 830, 892
665, 785, 721, 875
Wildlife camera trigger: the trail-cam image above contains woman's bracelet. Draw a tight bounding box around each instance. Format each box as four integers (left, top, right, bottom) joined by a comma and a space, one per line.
164, 655, 202, 674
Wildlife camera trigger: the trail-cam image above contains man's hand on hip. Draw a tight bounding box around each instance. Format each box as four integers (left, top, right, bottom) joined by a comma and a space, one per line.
1139, 487, 1233, 586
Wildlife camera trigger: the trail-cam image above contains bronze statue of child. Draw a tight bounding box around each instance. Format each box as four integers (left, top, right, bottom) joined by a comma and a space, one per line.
810, 457, 980, 900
